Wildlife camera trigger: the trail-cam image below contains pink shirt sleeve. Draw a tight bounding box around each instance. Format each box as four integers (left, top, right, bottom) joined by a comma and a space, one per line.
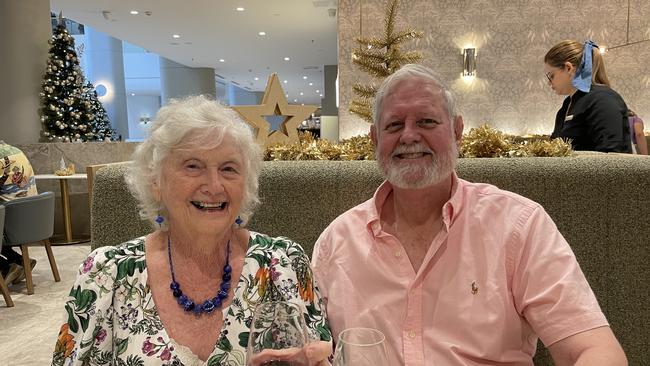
510, 206, 609, 346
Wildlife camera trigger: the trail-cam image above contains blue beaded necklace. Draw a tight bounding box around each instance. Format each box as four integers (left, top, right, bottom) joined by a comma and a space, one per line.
167, 234, 232, 315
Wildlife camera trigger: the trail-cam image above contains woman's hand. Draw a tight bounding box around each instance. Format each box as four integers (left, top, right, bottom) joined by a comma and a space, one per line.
247, 341, 331, 366
305, 341, 332, 366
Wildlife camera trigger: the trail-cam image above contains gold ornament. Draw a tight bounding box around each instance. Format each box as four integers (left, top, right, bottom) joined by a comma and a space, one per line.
262, 125, 572, 161
232, 73, 318, 147
460, 124, 572, 158
264, 132, 375, 161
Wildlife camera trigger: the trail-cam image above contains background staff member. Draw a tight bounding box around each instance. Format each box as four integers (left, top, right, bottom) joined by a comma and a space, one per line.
544, 40, 631, 153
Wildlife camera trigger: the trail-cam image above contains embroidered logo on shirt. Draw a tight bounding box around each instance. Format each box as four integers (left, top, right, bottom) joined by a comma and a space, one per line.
471, 281, 479, 295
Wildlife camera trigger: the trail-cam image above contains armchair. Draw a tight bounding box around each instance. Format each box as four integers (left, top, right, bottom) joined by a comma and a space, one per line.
3, 191, 60, 295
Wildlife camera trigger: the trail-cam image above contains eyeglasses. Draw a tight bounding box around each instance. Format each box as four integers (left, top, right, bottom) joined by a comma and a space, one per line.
544, 70, 556, 82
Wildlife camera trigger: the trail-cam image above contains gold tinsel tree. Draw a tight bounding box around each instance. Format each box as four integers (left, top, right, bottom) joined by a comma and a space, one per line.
349, 0, 423, 123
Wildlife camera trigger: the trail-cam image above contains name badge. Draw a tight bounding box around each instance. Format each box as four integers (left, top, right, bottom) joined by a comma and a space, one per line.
564, 115, 574, 122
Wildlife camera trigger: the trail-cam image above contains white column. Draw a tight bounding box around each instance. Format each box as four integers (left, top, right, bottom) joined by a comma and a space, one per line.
320, 65, 339, 141
0, 0, 51, 144
84, 26, 129, 140
160, 58, 216, 104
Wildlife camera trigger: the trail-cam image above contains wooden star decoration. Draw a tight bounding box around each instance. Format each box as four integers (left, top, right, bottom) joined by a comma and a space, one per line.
232, 73, 318, 146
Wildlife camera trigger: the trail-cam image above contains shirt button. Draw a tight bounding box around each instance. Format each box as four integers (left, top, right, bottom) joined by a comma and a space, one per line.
408, 330, 416, 338
395, 250, 402, 258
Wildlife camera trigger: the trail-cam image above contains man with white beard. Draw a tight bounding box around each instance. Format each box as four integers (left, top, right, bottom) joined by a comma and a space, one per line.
311, 64, 626, 365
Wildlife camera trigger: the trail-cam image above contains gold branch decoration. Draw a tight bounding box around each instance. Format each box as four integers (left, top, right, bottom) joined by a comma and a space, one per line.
350, 0, 424, 124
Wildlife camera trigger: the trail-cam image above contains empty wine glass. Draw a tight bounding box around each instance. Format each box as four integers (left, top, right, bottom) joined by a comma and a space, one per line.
332, 327, 389, 366
247, 301, 309, 366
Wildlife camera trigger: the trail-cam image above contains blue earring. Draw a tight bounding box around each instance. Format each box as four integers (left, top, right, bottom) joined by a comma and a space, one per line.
235, 216, 243, 226
155, 214, 164, 227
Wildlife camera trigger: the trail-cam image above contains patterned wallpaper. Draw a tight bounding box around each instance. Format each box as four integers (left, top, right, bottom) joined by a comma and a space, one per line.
338, 0, 650, 139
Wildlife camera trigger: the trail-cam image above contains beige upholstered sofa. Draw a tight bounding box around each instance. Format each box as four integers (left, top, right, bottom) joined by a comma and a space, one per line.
90, 155, 650, 365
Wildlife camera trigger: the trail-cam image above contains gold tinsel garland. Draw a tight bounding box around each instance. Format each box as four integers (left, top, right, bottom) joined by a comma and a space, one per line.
265, 133, 375, 161
460, 125, 573, 158
264, 125, 573, 161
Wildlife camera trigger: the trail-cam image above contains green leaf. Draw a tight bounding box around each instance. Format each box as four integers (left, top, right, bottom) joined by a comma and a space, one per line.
126, 354, 145, 366
115, 337, 129, 356
218, 335, 233, 352
207, 353, 227, 366
75, 289, 97, 312
65, 305, 79, 333
79, 338, 93, 349
250, 253, 270, 267
238, 331, 250, 348
116, 259, 135, 281
79, 314, 90, 332
316, 325, 332, 341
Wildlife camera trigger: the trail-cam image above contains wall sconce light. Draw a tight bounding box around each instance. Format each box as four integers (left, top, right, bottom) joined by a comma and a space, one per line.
139, 113, 151, 124
462, 48, 477, 77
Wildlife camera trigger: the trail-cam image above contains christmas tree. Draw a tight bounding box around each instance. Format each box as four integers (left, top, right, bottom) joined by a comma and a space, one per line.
39, 15, 117, 142
81, 81, 118, 141
349, 0, 423, 123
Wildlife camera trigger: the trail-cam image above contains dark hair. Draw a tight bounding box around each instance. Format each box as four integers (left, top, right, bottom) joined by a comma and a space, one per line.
544, 40, 610, 87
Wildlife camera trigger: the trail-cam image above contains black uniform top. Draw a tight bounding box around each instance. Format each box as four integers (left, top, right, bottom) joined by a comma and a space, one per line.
551, 84, 632, 153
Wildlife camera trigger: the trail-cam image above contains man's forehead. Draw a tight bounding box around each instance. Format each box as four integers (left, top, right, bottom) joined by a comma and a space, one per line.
382, 82, 448, 113
388, 78, 443, 94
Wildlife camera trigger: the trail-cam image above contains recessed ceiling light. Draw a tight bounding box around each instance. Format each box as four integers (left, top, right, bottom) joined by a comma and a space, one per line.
300, 92, 304, 96
258, 31, 266, 36
316, 90, 320, 93
130, 10, 139, 15
254, 77, 259, 81
286, 94, 289, 97
294, 99, 298, 103
302, 76, 308, 79
309, 82, 313, 86
219, 59, 225, 62
236, 7, 245, 11
172, 34, 181, 39
130, 93, 136, 96
284, 57, 290, 61
320, 94, 323, 97
283, 80, 288, 84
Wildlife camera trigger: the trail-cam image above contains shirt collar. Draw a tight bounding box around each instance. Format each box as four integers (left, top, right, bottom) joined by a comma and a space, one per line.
366, 172, 466, 238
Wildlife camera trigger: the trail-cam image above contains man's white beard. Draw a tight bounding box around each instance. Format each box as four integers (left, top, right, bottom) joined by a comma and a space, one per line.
377, 142, 458, 189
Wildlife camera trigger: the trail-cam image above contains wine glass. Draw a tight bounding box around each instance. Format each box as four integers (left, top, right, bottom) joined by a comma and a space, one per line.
332, 327, 389, 366
247, 301, 309, 366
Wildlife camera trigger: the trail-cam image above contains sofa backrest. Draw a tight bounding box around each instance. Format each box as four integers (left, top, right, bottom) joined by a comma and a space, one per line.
91, 155, 650, 365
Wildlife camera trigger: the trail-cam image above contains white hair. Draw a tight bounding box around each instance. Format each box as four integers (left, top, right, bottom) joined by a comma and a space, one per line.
125, 95, 262, 230
373, 64, 459, 126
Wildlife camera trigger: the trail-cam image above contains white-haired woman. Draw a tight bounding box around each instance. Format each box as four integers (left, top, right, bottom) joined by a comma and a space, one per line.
52, 96, 331, 366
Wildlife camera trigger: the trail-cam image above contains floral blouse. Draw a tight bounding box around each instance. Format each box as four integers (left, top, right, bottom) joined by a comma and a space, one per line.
52, 232, 331, 366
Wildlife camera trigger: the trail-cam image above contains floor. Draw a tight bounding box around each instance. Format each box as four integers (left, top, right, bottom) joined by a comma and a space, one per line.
0, 244, 90, 365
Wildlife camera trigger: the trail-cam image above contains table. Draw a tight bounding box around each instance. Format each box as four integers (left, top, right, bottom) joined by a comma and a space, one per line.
34, 173, 89, 244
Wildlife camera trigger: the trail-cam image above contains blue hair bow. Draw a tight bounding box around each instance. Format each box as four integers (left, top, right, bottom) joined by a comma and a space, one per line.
572, 40, 598, 92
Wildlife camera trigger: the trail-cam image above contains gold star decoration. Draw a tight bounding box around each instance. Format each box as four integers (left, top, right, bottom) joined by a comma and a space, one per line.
232, 73, 318, 146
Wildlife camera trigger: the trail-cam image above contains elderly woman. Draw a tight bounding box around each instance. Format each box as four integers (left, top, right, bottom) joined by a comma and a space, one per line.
52, 96, 331, 365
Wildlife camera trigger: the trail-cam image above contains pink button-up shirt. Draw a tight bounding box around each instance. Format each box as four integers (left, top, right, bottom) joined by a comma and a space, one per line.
312, 175, 608, 365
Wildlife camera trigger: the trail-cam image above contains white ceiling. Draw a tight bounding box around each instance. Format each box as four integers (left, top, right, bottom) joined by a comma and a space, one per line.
50, 0, 339, 105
